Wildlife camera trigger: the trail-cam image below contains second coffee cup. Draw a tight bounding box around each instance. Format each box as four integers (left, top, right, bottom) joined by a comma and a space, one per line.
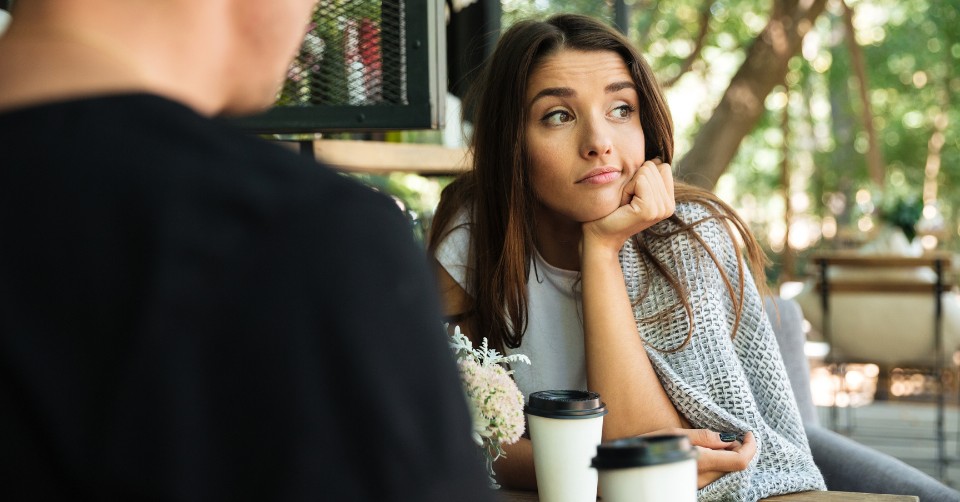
525, 390, 608, 502
591, 434, 697, 502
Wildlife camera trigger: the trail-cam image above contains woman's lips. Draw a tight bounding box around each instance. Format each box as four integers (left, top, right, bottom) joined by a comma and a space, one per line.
577, 167, 621, 185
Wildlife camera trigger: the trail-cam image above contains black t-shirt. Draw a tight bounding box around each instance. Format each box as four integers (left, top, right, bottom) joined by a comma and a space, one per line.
0, 94, 492, 501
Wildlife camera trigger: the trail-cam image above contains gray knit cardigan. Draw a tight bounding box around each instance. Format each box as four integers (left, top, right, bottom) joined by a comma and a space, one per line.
621, 202, 826, 501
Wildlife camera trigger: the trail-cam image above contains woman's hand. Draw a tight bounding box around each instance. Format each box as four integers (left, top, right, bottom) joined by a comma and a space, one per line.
582, 158, 675, 252
641, 429, 757, 489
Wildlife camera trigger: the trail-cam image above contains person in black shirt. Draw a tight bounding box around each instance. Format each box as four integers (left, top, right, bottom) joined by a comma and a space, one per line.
0, 1, 492, 501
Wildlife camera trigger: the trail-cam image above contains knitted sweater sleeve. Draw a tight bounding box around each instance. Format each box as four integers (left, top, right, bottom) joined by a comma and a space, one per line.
619, 202, 826, 501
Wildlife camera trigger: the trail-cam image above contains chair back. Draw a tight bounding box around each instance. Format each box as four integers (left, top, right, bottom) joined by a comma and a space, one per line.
764, 296, 819, 427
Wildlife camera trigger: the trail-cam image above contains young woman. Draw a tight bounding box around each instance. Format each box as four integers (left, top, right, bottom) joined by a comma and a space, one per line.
429, 14, 825, 501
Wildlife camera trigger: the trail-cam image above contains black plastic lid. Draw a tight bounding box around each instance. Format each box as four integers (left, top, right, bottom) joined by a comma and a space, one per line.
525, 390, 608, 419
591, 435, 697, 469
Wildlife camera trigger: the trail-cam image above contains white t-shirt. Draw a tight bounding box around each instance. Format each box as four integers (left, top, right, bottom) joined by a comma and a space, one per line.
435, 210, 588, 398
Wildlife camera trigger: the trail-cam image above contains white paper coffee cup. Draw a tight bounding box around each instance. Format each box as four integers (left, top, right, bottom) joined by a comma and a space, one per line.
591, 435, 697, 502
525, 390, 608, 502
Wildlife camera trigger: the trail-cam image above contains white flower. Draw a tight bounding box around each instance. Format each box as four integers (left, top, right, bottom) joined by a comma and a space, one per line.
447, 324, 531, 488
449, 325, 531, 370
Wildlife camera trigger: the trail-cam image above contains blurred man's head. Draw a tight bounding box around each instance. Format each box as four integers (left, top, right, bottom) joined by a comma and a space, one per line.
0, 0, 318, 116
220, 0, 317, 115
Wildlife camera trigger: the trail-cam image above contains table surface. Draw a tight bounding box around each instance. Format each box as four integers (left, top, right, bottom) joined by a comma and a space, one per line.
499, 489, 919, 502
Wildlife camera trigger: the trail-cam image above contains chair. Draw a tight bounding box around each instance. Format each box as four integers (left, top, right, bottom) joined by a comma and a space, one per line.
793, 253, 958, 479
765, 296, 960, 502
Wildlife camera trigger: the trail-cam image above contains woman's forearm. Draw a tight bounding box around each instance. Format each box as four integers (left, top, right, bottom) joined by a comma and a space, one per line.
580, 237, 682, 440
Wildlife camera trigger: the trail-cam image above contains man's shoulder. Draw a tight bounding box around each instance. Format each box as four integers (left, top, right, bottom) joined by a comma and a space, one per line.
127, 94, 400, 218
2, 92, 406, 234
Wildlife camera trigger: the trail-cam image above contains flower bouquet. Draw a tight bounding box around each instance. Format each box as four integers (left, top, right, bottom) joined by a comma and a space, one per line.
448, 325, 530, 488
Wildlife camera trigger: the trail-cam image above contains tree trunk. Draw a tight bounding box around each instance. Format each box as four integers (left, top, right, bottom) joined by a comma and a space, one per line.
676, 0, 829, 189
842, 0, 885, 188
922, 0, 954, 211
922, 111, 948, 207
780, 86, 794, 280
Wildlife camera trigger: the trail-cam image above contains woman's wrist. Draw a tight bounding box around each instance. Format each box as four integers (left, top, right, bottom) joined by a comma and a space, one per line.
579, 229, 625, 266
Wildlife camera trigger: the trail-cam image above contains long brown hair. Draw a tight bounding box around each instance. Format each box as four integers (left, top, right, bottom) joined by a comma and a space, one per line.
428, 14, 769, 353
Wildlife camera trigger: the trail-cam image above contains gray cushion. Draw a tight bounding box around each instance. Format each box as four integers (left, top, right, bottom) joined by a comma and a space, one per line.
765, 296, 960, 501
764, 296, 819, 426
806, 425, 960, 502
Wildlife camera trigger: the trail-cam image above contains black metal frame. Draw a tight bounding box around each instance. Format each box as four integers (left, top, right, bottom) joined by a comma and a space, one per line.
233, 0, 445, 134
817, 254, 956, 482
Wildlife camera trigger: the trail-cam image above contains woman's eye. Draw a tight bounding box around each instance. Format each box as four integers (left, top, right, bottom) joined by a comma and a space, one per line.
542, 110, 572, 126
612, 104, 635, 119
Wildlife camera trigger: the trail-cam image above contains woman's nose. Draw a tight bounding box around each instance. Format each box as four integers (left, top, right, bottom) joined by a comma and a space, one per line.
579, 116, 613, 159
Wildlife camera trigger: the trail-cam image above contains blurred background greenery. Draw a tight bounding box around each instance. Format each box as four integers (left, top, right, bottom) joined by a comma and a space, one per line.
335, 0, 959, 285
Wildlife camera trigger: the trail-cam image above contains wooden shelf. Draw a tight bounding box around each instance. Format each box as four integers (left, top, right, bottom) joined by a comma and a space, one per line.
809, 252, 954, 269
295, 139, 471, 175
809, 252, 955, 294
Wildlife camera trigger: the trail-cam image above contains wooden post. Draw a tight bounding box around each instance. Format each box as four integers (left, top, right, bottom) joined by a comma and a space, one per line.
841, 0, 884, 188
781, 86, 794, 281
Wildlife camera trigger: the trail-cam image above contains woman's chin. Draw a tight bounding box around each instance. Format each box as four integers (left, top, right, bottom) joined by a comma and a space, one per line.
602, 198, 628, 216
579, 204, 623, 224
538, 198, 622, 226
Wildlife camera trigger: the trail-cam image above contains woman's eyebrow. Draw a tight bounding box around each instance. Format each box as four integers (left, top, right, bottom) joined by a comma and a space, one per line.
528, 81, 635, 107
528, 87, 575, 107
606, 81, 635, 93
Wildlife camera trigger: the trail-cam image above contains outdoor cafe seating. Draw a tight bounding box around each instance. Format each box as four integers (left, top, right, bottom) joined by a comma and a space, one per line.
793, 252, 960, 481
497, 295, 957, 502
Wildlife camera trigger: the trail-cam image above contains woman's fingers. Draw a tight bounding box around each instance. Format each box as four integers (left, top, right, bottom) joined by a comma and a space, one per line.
620, 166, 639, 207
644, 428, 746, 451
686, 428, 739, 450
658, 161, 675, 212
620, 159, 653, 206
695, 432, 757, 473
627, 161, 673, 223
584, 158, 675, 246
693, 433, 756, 489
638, 429, 756, 489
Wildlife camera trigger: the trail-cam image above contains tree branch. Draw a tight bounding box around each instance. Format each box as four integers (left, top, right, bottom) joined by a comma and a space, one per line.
676, 0, 829, 189
662, 0, 715, 89
636, 0, 662, 49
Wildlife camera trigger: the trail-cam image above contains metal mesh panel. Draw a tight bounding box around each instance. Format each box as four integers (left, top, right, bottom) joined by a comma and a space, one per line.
277, 0, 407, 108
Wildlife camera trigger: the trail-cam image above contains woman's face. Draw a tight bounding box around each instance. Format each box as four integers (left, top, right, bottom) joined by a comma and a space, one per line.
524, 49, 646, 225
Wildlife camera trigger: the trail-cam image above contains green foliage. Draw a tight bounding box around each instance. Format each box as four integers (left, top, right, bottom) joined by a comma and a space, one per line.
349, 170, 453, 244
879, 194, 923, 241
381, 0, 959, 280
638, 0, 960, 277
812, 0, 958, 250
501, 0, 613, 26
